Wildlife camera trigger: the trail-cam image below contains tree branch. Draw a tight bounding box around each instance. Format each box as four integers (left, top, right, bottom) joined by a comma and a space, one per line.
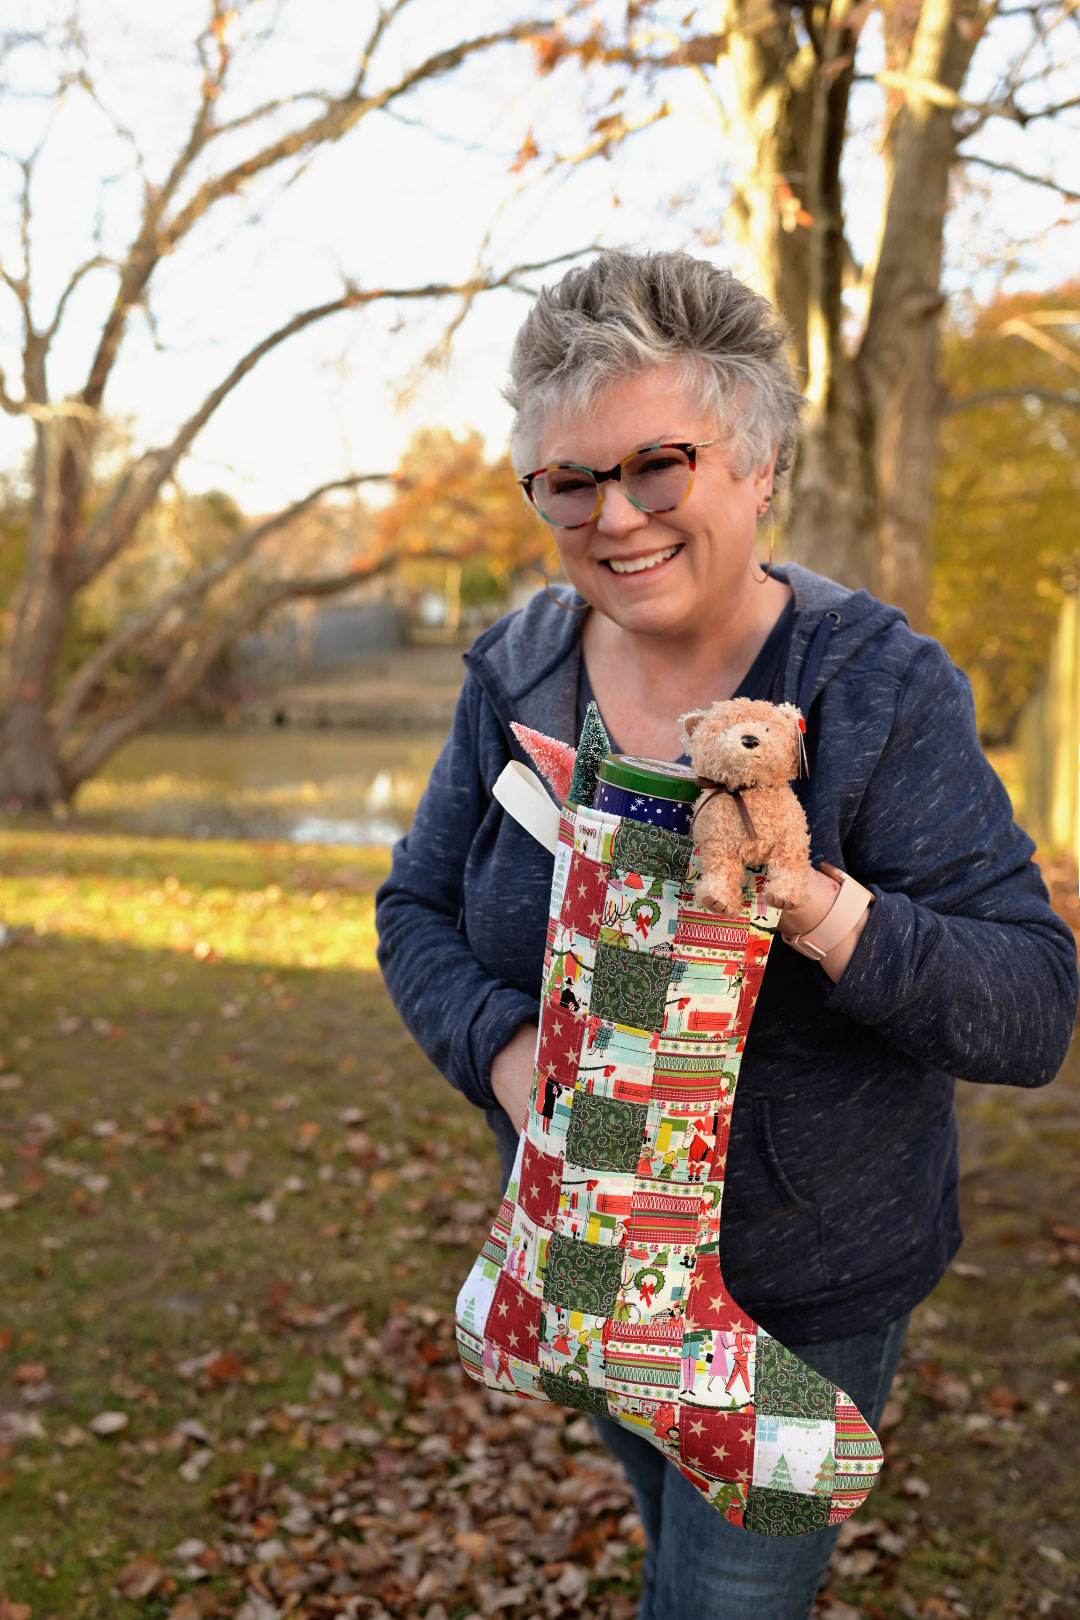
73, 250, 588, 590
162, 20, 554, 253
54, 472, 394, 737
74, 14, 553, 437
354, 0, 415, 94
202, 89, 332, 142
42, 253, 117, 345
0, 365, 27, 417
0, 259, 29, 315
943, 385, 1080, 413
995, 314, 1080, 372
959, 150, 1080, 197
61, 545, 460, 790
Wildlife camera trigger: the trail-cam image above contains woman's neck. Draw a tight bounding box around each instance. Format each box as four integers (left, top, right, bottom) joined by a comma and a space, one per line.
580, 575, 791, 760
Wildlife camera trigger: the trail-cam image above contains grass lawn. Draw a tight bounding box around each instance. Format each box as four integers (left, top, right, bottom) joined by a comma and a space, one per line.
0, 828, 1077, 1620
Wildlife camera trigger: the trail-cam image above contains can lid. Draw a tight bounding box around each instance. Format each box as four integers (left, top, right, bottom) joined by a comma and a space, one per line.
596, 753, 700, 802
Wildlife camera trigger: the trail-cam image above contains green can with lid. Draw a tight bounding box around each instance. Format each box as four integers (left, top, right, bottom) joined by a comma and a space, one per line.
594, 753, 699, 832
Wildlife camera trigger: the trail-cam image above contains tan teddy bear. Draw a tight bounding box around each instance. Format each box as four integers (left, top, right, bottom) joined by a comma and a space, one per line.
682, 698, 811, 917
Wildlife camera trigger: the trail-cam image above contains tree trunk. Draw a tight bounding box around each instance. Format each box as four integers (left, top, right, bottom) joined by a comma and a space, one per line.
0, 412, 81, 808
0, 701, 67, 808
0, 576, 72, 810
714, 1, 813, 372
874, 313, 942, 624
707, 0, 978, 629
0, 566, 76, 808
783, 367, 882, 596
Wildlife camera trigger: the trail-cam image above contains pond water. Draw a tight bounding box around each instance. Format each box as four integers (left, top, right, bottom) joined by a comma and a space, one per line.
73, 728, 447, 846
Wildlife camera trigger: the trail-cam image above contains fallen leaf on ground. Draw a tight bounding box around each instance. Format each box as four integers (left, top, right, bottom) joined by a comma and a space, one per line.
114, 1554, 166, 1598
205, 1350, 246, 1383
950, 1260, 986, 1278
88, 1410, 129, 1436
978, 1383, 1026, 1415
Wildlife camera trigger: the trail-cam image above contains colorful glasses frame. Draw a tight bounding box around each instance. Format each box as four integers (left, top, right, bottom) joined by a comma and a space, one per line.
519, 440, 717, 529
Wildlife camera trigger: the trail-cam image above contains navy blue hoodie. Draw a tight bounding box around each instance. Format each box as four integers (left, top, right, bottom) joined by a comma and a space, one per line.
375, 565, 1078, 1342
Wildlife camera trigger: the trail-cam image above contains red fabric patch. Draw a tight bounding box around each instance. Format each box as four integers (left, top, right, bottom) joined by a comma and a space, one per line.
710, 1104, 732, 1179
678, 1404, 756, 1482
536, 993, 586, 1086
560, 852, 609, 938
518, 1136, 563, 1230
685, 1254, 755, 1332
733, 937, 769, 1036
486, 1270, 542, 1359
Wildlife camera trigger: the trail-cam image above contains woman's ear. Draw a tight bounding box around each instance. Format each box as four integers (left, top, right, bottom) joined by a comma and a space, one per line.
753, 448, 778, 506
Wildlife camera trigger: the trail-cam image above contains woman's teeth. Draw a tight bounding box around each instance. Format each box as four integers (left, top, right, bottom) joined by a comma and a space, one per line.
606, 544, 681, 575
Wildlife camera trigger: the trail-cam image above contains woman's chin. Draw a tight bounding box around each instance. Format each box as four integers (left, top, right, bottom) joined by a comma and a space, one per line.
594, 588, 700, 640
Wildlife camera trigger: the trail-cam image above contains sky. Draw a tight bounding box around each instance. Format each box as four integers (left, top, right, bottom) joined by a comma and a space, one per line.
0, 0, 1076, 514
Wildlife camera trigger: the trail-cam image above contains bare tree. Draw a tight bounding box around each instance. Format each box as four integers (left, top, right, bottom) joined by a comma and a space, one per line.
0, 1, 575, 808
523, 0, 1080, 626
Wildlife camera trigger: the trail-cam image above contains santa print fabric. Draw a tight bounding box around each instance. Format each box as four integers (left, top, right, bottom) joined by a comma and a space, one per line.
455, 799, 884, 1536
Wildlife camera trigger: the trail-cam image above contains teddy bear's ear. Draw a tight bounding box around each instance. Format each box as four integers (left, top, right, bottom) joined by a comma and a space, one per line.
774, 704, 806, 777
680, 710, 707, 738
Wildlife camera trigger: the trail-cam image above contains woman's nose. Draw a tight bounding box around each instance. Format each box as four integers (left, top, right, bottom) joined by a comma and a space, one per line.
595, 480, 650, 534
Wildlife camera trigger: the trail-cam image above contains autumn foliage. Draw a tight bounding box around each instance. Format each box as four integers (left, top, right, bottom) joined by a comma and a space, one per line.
932, 287, 1080, 741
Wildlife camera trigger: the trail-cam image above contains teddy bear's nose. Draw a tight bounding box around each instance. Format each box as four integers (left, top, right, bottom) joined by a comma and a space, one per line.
740, 734, 760, 749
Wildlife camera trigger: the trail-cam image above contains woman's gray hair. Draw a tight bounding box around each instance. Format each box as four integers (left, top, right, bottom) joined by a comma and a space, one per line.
506, 251, 804, 485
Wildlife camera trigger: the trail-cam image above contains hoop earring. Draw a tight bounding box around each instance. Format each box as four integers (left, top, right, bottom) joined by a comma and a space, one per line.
542, 548, 589, 613
752, 504, 775, 584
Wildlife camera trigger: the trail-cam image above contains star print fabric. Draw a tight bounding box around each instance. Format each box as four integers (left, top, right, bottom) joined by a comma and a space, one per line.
455, 799, 885, 1535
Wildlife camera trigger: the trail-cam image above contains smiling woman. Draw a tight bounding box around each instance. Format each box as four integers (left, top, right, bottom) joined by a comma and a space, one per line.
374, 250, 1079, 1619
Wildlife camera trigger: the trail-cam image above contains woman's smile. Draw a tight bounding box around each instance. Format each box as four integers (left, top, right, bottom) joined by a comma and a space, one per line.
602, 541, 684, 575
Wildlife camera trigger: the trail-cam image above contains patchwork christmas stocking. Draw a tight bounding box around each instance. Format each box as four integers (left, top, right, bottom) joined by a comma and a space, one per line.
456, 737, 884, 1537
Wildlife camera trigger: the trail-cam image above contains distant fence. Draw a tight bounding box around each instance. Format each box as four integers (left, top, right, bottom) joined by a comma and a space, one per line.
1017, 589, 1079, 862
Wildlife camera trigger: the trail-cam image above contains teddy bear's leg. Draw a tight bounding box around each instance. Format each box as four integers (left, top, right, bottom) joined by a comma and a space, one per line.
763, 816, 812, 911
456, 801, 884, 1538
763, 855, 810, 911
696, 839, 747, 916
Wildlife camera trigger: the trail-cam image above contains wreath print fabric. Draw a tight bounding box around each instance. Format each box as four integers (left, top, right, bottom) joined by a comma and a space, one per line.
455, 802, 884, 1535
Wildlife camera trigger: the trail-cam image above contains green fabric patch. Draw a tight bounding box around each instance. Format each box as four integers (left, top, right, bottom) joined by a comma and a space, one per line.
543, 1232, 625, 1316
755, 1336, 836, 1419
565, 1091, 648, 1174
591, 939, 672, 1032
539, 1367, 611, 1416
743, 1486, 831, 1537
612, 819, 693, 884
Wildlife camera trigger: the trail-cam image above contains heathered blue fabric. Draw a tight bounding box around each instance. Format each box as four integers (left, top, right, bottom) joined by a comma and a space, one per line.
375, 564, 1078, 1343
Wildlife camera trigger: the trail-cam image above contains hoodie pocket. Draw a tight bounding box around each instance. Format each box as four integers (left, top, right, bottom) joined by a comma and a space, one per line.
752, 1096, 817, 1210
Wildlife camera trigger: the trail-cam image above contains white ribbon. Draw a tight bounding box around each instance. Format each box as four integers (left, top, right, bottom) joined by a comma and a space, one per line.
492, 760, 561, 855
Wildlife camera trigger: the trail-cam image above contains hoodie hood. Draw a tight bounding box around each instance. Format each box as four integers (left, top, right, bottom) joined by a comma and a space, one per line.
463, 565, 917, 745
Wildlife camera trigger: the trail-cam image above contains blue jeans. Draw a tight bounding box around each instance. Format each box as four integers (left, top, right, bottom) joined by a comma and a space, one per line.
594, 1312, 909, 1620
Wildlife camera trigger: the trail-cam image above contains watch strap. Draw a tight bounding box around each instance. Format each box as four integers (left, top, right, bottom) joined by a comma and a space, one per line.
782, 872, 874, 961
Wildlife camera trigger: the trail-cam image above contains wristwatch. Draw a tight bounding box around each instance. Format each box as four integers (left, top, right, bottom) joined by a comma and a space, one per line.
781, 869, 874, 962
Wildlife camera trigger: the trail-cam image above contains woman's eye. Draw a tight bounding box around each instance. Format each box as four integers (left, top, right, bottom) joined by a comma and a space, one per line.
634, 454, 682, 477
550, 473, 595, 496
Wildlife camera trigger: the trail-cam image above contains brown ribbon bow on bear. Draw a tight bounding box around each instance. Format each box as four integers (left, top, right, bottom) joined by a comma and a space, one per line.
692, 776, 759, 843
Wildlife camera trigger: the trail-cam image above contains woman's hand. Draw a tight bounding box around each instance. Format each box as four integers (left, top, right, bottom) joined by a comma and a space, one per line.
779, 862, 870, 983
490, 1023, 539, 1134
